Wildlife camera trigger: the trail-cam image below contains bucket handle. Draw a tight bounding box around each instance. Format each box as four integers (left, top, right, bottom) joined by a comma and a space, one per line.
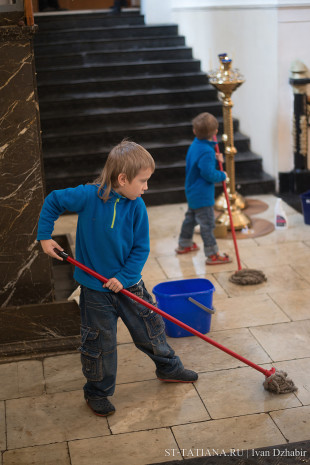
188, 297, 215, 314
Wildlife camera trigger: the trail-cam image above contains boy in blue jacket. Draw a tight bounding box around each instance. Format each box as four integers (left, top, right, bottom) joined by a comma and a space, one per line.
37, 140, 197, 417
176, 113, 232, 265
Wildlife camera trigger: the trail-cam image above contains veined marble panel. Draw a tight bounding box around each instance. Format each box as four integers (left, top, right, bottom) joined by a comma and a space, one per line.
0, 25, 53, 306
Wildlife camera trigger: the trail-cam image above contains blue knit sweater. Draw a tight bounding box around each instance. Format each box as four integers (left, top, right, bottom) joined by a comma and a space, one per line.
185, 138, 226, 209
37, 185, 150, 291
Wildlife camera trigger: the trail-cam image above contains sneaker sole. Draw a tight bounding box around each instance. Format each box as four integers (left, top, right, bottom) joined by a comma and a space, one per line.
85, 399, 115, 417
206, 259, 232, 265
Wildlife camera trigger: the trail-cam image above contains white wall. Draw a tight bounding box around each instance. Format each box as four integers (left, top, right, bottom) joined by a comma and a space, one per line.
141, 0, 310, 184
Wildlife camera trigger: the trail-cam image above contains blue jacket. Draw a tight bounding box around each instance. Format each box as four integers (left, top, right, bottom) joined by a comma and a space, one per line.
37, 185, 150, 292
185, 138, 226, 209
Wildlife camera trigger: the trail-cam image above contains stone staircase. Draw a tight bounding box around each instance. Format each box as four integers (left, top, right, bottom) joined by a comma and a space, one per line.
34, 10, 275, 206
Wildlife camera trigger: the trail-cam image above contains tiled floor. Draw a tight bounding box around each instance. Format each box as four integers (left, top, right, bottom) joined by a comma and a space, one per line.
1, 195, 310, 465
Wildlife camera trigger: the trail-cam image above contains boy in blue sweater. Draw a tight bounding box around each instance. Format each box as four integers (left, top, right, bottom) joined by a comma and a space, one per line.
176, 113, 232, 265
37, 140, 197, 417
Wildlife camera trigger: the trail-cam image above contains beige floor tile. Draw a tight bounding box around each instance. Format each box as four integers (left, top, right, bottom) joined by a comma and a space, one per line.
166, 328, 271, 373
0, 402, 5, 451
143, 256, 167, 281
157, 252, 238, 279
172, 413, 285, 457
117, 343, 156, 384
148, 203, 187, 238
117, 318, 132, 343
195, 368, 300, 419
149, 236, 187, 257
237, 242, 310, 269
3, 443, 71, 465
273, 358, 310, 405
108, 379, 209, 434
214, 265, 310, 297
269, 289, 310, 321
211, 294, 289, 331
44, 353, 84, 394
292, 264, 310, 284
270, 405, 310, 442
250, 320, 310, 361
6, 391, 110, 449
53, 214, 78, 237
69, 428, 179, 465
0, 361, 44, 401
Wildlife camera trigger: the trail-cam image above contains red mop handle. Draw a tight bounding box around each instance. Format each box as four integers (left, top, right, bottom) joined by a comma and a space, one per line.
213, 136, 242, 271
56, 250, 273, 378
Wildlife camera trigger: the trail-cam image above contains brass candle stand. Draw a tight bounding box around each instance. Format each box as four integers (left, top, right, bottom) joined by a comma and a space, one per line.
208, 56, 251, 230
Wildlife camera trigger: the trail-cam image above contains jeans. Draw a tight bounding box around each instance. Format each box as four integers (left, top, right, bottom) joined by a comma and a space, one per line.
79, 282, 183, 399
179, 206, 218, 257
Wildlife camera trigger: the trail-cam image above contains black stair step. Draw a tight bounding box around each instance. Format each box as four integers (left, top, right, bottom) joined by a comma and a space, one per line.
38, 85, 217, 112
34, 24, 179, 43
37, 72, 209, 97
34, 35, 186, 55
35, 59, 202, 82
34, 12, 143, 30
40, 102, 224, 131
42, 140, 258, 169
45, 169, 274, 206
44, 152, 262, 184
41, 109, 233, 139
42, 129, 250, 156
35, 46, 193, 68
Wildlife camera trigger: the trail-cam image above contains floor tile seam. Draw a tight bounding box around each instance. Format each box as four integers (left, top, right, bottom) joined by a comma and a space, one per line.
269, 404, 310, 418
266, 411, 289, 444
91, 425, 177, 438
4, 438, 83, 454
248, 319, 310, 332
193, 383, 212, 418
290, 264, 310, 284
266, 293, 295, 322
247, 326, 300, 365
3, 388, 83, 403
170, 411, 280, 426
169, 425, 184, 460
154, 256, 169, 280
66, 441, 73, 465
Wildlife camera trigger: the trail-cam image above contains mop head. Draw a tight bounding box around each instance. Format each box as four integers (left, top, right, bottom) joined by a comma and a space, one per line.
263, 369, 298, 394
229, 269, 267, 285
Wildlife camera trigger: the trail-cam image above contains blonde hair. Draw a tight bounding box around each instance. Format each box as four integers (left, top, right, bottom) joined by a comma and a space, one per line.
94, 140, 155, 202
192, 112, 219, 140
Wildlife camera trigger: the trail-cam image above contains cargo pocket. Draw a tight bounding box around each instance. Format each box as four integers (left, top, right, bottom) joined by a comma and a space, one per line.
79, 325, 103, 382
141, 310, 165, 340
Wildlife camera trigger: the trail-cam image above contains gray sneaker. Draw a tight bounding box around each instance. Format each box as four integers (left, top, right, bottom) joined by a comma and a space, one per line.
156, 368, 198, 383
84, 394, 115, 417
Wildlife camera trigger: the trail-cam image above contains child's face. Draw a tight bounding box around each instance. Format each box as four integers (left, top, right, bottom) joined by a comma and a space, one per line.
116, 168, 153, 200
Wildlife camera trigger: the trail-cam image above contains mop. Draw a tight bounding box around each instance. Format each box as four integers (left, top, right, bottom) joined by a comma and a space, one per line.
214, 136, 267, 285
55, 249, 297, 394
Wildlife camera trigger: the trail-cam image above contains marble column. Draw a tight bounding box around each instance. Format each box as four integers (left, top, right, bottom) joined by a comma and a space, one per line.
0, 22, 55, 307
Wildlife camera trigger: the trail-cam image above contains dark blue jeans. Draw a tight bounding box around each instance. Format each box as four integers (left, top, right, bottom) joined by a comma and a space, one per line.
179, 206, 218, 256
79, 282, 183, 399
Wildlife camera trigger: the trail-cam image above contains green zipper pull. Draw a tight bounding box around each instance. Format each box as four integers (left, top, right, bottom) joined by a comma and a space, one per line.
111, 198, 119, 228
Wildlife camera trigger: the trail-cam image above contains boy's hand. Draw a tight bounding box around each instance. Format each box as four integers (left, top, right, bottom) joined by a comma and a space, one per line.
216, 152, 224, 163
40, 239, 64, 260
103, 278, 124, 293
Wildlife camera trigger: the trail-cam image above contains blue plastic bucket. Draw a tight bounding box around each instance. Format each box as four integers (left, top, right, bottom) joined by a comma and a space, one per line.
152, 279, 215, 338
300, 190, 310, 225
